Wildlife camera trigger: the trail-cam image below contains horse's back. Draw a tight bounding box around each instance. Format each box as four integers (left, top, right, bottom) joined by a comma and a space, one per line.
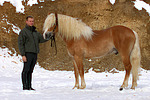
111, 25, 134, 35
92, 25, 135, 46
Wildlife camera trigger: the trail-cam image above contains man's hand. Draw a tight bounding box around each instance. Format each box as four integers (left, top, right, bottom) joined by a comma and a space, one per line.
22, 56, 27, 62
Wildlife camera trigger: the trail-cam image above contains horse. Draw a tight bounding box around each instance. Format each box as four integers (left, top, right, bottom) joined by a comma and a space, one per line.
43, 13, 141, 90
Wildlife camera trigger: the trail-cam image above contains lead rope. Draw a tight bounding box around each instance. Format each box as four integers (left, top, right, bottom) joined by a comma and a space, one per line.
51, 35, 57, 55
50, 13, 58, 55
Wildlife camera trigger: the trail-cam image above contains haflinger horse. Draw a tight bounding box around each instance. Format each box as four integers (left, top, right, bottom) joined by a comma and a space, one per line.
43, 13, 141, 91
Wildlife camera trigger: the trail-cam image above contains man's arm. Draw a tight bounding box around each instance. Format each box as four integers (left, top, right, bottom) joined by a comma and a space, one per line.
38, 32, 49, 43
18, 31, 26, 56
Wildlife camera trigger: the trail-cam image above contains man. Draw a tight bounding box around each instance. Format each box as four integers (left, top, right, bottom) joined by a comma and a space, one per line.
18, 16, 48, 90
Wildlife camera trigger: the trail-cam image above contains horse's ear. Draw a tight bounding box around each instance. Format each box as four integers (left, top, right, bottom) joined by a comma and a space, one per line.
47, 12, 56, 15
55, 12, 57, 15
48, 12, 51, 15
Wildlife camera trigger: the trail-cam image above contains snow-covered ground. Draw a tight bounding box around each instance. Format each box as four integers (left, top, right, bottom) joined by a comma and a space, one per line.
0, 46, 150, 100
0, 0, 150, 100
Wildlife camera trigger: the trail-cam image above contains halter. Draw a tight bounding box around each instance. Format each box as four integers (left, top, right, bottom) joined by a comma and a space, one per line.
52, 13, 58, 33
50, 13, 58, 55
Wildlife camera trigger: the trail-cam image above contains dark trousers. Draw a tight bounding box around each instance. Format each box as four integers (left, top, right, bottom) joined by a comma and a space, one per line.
22, 52, 37, 89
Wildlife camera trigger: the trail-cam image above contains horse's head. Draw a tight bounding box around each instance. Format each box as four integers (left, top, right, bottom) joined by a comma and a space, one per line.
43, 13, 94, 40
43, 13, 58, 40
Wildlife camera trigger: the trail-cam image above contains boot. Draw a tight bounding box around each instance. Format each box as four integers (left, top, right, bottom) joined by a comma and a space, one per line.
29, 87, 35, 90
28, 73, 35, 91
22, 72, 29, 90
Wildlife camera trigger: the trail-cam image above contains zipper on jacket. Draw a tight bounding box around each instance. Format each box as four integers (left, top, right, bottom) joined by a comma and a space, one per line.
31, 32, 38, 53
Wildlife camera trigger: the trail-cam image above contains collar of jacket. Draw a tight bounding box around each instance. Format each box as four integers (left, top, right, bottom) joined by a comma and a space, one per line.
25, 25, 36, 32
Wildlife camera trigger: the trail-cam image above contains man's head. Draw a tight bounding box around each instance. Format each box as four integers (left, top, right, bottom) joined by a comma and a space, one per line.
26, 16, 34, 26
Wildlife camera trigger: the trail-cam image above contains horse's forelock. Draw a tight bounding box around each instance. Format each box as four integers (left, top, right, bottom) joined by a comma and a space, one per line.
43, 13, 56, 32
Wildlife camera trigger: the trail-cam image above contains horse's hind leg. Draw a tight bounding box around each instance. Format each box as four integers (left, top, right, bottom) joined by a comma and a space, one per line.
120, 55, 132, 90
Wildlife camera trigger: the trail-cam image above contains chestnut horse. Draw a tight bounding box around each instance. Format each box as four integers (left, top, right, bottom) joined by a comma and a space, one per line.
43, 13, 141, 90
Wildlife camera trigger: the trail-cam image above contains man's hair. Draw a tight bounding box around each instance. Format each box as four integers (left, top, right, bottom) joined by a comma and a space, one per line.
26, 16, 34, 21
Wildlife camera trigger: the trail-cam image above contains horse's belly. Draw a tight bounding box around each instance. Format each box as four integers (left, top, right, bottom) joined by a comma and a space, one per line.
84, 46, 115, 59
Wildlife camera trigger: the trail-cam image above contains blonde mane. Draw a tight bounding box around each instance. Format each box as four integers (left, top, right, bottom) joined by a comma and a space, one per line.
43, 13, 94, 40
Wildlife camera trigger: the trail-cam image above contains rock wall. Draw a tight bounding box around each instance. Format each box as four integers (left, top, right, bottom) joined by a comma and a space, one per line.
0, 0, 150, 71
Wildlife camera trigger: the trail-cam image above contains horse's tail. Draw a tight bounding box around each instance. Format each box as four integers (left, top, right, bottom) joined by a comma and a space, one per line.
130, 31, 141, 83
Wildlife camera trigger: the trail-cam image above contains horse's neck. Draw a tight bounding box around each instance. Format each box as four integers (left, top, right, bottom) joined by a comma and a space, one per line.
63, 38, 75, 46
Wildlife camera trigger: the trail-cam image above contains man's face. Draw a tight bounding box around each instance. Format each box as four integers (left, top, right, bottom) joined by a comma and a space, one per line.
26, 18, 34, 26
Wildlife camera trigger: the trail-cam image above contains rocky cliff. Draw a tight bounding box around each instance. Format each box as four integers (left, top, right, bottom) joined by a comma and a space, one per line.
0, 0, 150, 72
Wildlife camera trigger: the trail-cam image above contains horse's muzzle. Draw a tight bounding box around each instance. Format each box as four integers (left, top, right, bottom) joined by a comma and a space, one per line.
45, 32, 54, 40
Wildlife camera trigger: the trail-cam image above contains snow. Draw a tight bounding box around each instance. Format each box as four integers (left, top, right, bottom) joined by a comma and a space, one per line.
0, 0, 55, 13
1, 15, 21, 35
0, 0, 149, 15
27, 0, 38, 6
134, 0, 150, 15
0, 0, 25, 13
0, 46, 150, 100
109, 0, 116, 5
0, 0, 39, 13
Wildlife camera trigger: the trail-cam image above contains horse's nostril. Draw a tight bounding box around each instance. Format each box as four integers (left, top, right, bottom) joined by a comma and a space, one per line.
46, 34, 49, 39
45, 32, 53, 40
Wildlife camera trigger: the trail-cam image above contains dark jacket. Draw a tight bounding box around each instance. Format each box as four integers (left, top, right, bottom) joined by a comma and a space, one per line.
18, 25, 47, 56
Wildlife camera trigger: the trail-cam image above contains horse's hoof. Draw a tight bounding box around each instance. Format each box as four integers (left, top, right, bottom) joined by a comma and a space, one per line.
79, 87, 86, 89
72, 85, 79, 89
72, 87, 77, 89
131, 87, 135, 90
72, 87, 75, 89
119, 87, 123, 91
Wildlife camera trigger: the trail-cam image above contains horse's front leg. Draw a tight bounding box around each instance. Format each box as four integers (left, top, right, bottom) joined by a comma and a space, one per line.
73, 55, 86, 89
72, 60, 79, 89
